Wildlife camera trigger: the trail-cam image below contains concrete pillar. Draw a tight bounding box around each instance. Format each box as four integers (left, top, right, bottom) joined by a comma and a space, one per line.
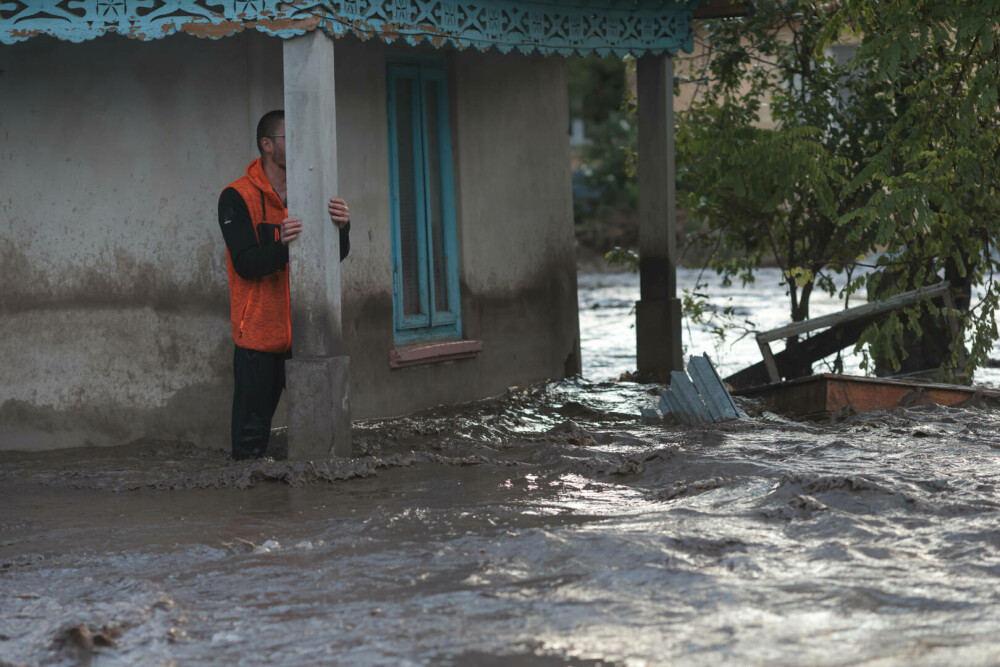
282, 31, 352, 459
636, 54, 683, 379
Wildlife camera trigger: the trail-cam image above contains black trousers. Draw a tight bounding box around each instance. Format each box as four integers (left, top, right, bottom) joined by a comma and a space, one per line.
231, 346, 291, 460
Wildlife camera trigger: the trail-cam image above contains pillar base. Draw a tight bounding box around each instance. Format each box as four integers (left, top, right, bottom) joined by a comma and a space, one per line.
636, 298, 683, 381
286, 356, 352, 460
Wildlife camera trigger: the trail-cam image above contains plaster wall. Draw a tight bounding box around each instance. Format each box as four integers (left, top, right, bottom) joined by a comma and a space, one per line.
0, 34, 579, 450
0, 33, 284, 450
339, 42, 580, 420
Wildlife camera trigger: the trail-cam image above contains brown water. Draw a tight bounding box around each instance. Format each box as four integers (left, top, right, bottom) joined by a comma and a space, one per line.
4, 378, 1000, 665
5, 270, 1000, 665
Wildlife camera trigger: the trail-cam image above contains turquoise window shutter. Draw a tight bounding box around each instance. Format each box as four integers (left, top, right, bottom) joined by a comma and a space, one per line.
387, 55, 461, 344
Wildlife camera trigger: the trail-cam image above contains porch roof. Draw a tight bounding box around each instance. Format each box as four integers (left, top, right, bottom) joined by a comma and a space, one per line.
0, 0, 708, 56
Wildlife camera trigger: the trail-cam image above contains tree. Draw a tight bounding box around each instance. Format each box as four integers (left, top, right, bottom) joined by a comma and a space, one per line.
677, 0, 877, 373
825, 0, 1000, 377
567, 54, 629, 132
677, 0, 1000, 378
567, 55, 639, 249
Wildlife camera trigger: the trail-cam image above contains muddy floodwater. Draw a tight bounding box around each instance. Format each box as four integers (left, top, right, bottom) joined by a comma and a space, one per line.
3, 269, 1000, 665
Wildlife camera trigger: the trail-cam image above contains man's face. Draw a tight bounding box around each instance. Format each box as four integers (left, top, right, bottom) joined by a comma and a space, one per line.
263, 120, 286, 169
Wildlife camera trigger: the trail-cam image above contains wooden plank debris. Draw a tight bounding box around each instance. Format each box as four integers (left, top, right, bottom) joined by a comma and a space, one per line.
749, 281, 964, 385
757, 282, 953, 345
733, 373, 1000, 420
725, 314, 879, 390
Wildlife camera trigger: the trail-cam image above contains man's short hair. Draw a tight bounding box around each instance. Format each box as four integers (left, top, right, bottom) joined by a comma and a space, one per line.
256, 110, 285, 154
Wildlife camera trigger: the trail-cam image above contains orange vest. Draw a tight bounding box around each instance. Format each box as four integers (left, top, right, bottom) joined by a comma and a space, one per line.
223, 158, 292, 353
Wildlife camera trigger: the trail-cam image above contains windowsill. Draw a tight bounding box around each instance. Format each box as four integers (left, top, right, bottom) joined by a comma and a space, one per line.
389, 339, 483, 369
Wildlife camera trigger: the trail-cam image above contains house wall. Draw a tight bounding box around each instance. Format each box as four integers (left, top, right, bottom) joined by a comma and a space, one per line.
0, 33, 579, 452
0, 32, 284, 450
340, 41, 580, 420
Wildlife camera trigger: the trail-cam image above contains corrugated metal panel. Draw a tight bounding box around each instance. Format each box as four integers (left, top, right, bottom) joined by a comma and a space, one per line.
657, 355, 745, 425
688, 355, 743, 420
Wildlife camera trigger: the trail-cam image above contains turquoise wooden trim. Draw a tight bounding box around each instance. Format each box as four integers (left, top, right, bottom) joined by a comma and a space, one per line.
393, 323, 464, 346
388, 65, 427, 332
1, 0, 699, 57
410, 74, 432, 329
424, 66, 460, 327
420, 68, 444, 326
402, 65, 433, 330
387, 54, 461, 344
387, 65, 404, 332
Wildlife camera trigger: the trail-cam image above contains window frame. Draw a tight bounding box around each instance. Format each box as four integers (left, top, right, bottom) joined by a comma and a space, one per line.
386, 53, 462, 345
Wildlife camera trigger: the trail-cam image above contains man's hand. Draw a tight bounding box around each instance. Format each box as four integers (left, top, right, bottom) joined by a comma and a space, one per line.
280, 216, 302, 245
329, 197, 350, 229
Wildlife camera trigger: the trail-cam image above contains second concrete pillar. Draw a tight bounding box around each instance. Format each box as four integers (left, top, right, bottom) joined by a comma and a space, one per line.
636, 53, 683, 379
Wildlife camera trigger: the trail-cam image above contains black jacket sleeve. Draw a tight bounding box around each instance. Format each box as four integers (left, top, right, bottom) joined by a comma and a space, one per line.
339, 221, 351, 262
218, 187, 289, 280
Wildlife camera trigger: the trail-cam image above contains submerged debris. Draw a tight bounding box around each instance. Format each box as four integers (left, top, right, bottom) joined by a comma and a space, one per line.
57, 623, 121, 652
654, 355, 746, 425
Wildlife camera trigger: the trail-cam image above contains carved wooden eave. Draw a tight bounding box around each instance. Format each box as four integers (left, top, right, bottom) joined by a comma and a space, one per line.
0, 0, 703, 57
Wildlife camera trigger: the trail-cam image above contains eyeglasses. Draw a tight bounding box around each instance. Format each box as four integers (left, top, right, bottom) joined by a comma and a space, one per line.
268, 134, 285, 139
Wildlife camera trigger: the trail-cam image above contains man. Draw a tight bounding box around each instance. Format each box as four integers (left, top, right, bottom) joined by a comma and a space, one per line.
218, 109, 351, 460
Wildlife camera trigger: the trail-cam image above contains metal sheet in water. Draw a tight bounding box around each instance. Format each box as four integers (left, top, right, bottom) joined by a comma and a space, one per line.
688, 354, 743, 421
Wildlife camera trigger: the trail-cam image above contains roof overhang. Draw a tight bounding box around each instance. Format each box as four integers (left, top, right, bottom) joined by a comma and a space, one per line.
1, 0, 701, 56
